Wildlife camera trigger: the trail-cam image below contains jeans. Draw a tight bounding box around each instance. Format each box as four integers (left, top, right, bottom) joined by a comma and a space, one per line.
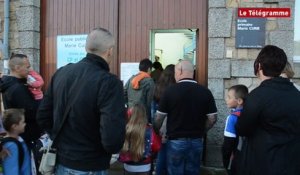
155, 143, 167, 175
55, 164, 107, 175
151, 101, 159, 124
166, 138, 203, 175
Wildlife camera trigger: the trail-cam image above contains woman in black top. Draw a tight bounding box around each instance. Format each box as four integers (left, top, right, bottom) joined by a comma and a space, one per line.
235, 45, 300, 175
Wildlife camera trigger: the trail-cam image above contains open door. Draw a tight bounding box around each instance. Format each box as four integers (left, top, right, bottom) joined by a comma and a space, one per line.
150, 29, 197, 68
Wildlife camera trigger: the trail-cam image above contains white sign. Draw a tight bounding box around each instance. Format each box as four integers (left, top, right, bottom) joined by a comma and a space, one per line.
120, 63, 139, 86
57, 34, 88, 69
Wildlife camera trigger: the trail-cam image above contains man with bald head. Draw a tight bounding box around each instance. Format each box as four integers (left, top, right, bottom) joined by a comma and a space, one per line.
37, 27, 126, 174
0, 54, 42, 145
154, 60, 217, 175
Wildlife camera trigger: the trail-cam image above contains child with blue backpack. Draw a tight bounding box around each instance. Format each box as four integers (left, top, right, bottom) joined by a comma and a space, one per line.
1, 108, 32, 175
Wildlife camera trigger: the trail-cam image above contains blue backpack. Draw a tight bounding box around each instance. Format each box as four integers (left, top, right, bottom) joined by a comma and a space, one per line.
0, 137, 24, 172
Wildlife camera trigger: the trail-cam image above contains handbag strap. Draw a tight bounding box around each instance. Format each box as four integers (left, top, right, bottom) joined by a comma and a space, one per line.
49, 64, 80, 148
51, 102, 72, 148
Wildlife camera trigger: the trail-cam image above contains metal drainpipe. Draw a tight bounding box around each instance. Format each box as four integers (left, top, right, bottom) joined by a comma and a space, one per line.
2, 0, 10, 75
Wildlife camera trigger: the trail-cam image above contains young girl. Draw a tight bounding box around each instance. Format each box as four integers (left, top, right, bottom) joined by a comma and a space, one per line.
1, 108, 32, 175
119, 103, 161, 175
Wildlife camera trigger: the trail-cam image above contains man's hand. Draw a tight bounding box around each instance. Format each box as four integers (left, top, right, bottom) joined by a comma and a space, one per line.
153, 111, 167, 134
205, 113, 217, 132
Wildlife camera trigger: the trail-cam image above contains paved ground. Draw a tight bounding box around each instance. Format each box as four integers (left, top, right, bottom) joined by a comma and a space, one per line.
107, 162, 227, 175
108, 162, 123, 175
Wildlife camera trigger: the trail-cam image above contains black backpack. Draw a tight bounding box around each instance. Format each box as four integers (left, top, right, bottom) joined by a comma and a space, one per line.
0, 137, 24, 170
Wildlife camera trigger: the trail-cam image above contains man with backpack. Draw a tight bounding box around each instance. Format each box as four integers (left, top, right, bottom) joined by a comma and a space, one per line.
124, 59, 155, 123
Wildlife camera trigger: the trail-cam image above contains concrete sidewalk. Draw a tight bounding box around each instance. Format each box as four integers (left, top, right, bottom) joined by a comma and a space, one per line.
107, 162, 123, 175
108, 162, 227, 175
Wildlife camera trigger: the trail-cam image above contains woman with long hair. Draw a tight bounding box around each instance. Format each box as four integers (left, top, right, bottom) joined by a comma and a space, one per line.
152, 64, 176, 175
153, 64, 176, 104
151, 64, 176, 122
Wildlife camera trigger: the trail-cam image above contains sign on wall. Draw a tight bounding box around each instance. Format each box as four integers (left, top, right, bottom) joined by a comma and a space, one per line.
57, 34, 88, 69
236, 18, 266, 48
120, 63, 139, 86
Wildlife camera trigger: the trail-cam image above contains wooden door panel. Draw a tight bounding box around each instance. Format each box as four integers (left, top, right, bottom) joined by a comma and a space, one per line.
41, 0, 207, 88
41, 0, 119, 89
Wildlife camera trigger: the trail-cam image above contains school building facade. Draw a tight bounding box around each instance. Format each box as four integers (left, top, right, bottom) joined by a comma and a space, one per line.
0, 0, 299, 168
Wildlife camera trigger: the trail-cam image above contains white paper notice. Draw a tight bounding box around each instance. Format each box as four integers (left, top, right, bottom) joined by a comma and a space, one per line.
57, 34, 87, 69
120, 63, 139, 86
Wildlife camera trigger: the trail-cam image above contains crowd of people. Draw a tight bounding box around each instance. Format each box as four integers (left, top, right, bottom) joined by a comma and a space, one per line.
0, 28, 299, 175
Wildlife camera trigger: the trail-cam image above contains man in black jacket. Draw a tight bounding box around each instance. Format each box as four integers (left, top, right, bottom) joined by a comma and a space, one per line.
37, 27, 126, 174
0, 54, 42, 146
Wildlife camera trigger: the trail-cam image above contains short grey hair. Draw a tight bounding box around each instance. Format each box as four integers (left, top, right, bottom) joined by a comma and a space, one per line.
85, 27, 115, 54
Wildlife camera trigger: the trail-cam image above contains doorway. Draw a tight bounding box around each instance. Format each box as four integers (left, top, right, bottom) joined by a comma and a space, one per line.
150, 29, 197, 68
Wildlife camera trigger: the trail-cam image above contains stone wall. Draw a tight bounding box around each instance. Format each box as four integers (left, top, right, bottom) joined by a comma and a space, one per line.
0, 0, 40, 72
206, 0, 298, 167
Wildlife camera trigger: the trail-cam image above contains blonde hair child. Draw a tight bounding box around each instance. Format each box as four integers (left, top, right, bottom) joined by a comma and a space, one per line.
119, 103, 161, 175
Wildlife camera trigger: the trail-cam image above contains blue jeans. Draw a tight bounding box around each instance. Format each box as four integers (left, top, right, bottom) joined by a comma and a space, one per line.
55, 164, 107, 175
151, 101, 159, 124
155, 143, 167, 175
166, 138, 203, 175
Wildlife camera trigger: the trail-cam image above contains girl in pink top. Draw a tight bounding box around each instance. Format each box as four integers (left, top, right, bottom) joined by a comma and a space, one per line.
27, 70, 44, 101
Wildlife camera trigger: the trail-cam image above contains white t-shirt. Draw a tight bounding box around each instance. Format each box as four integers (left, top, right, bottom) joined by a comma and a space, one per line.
124, 163, 151, 173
